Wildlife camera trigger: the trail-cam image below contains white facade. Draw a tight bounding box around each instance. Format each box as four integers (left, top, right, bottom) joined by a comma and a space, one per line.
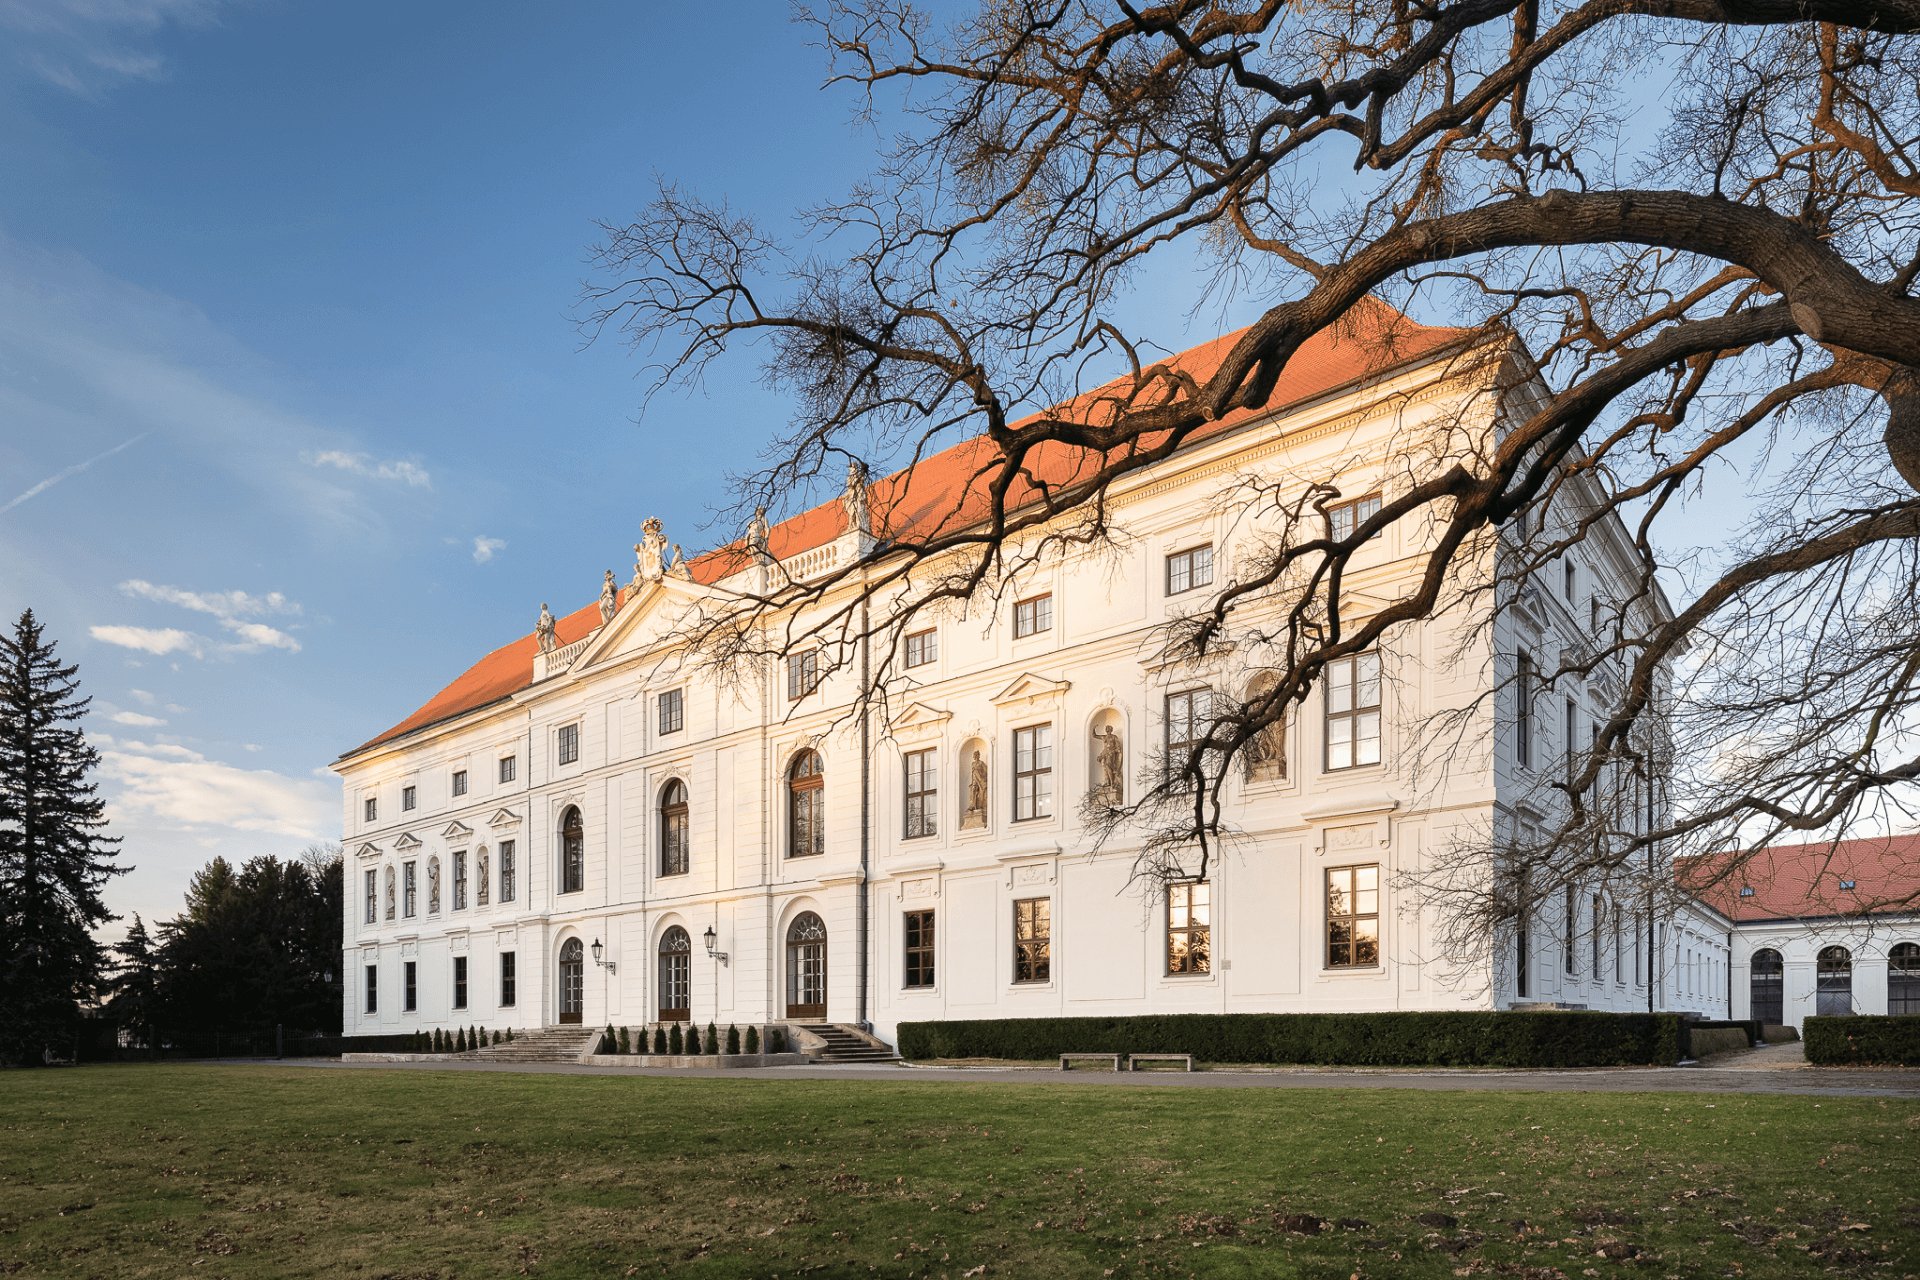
1730, 917, 1920, 1029
333, 333, 1727, 1045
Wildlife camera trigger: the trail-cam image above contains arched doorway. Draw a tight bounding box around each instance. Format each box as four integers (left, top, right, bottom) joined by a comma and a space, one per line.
658, 926, 691, 1023
786, 911, 827, 1019
557, 938, 584, 1025
1749, 948, 1783, 1023
1816, 945, 1852, 1017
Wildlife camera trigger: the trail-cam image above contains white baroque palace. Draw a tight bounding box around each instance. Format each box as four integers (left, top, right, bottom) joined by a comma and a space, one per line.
333, 304, 1728, 1045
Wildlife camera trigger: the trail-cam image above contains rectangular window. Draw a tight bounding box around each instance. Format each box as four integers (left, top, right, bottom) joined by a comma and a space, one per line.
903, 628, 937, 668
1563, 560, 1577, 602
364, 964, 378, 1014
499, 840, 516, 903
498, 755, 517, 784
1564, 697, 1578, 783
499, 951, 516, 1007
1166, 881, 1211, 975
556, 723, 580, 766
403, 861, 417, 918
364, 869, 377, 925
1165, 688, 1213, 771
364, 796, 377, 823
402, 784, 416, 812
1165, 544, 1215, 596
451, 769, 468, 798
657, 688, 684, 735
1613, 905, 1623, 983
1012, 723, 1053, 821
1564, 884, 1577, 975
787, 651, 821, 700
903, 909, 936, 989
1323, 652, 1382, 770
1592, 894, 1604, 979
1013, 593, 1053, 639
1325, 864, 1380, 968
1327, 493, 1383, 541
903, 747, 938, 839
452, 851, 467, 911
453, 956, 467, 1010
1013, 897, 1051, 983
403, 960, 417, 1013
1515, 651, 1534, 769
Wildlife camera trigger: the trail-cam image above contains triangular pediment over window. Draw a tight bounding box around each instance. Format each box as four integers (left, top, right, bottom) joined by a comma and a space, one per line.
568, 573, 718, 676
991, 672, 1071, 708
888, 702, 953, 734
353, 842, 382, 861
488, 808, 522, 831
392, 831, 422, 853
442, 820, 473, 842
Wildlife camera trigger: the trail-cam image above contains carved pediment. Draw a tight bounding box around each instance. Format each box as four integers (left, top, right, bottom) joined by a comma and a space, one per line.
392, 831, 423, 854
487, 808, 522, 831
568, 573, 718, 675
442, 820, 473, 842
353, 842, 382, 861
991, 672, 1071, 708
888, 702, 952, 735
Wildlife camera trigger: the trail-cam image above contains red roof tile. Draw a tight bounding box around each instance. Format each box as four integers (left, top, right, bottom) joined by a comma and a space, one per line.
1685, 834, 1920, 922
341, 299, 1473, 761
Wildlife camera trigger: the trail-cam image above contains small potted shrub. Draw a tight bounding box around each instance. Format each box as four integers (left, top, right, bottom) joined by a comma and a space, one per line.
617, 1026, 631, 1054
455, 1028, 468, 1053
687, 1024, 702, 1054
505, 1027, 514, 1043
745, 1025, 759, 1054
668, 1023, 683, 1055
726, 1024, 741, 1054
653, 1026, 667, 1054
771, 1027, 788, 1054
706, 1022, 720, 1056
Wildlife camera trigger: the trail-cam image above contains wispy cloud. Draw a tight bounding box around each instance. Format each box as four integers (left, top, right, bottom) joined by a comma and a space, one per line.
301, 449, 432, 489
0, 0, 229, 98
90, 624, 201, 656
109, 709, 166, 727
97, 579, 305, 656
101, 738, 337, 840
471, 534, 506, 564
0, 432, 148, 515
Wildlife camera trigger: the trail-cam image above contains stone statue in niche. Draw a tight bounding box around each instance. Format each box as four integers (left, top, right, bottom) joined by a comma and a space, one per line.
384, 865, 395, 920
842, 458, 871, 537
746, 506, 771, 561
668, 544, 691, 579
535, 603, 557, 653
1094, 723, 1124, 803
598, 569, 618, 624
427, 857, 441, 913
1243, 677, 1288, 781
635, 516, 668, 583
962, 749, 989, 829
476, 848, 490, 906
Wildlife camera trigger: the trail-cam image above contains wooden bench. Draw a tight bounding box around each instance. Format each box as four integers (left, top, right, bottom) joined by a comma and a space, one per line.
1127, 1053, 1194, 1072
1059, 1052, 1124, 1071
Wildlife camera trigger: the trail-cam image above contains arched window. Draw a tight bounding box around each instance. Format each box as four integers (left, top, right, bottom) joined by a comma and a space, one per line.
559, 806, 584, 894
788, 750, 824, 858
657, 926, 691, 1022
659, 780, 689, 877
1890, 942, 1920, 1016
1817, 945, 1853, 1017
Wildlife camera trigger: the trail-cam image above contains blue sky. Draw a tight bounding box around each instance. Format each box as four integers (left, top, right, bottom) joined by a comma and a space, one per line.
1, 0, 1270, 935
0, 1, 935, 931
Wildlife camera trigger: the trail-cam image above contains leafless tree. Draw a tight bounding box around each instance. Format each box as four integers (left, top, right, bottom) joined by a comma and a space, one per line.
584, 1, 1920, 950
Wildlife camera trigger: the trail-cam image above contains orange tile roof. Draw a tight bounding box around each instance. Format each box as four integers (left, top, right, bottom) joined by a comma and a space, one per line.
1685, 834, 1920, 922
340, 299, 1474, 761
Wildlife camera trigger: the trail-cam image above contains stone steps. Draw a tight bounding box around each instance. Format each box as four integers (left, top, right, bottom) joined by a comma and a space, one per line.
798, 1023, 899, 1063
468, 1027, 599, 1064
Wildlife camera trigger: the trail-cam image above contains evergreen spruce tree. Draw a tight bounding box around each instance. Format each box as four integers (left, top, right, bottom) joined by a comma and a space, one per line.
0, 610, 125, 1064
726, 1024, 740, 1054
668, 1022, 683, 1054
706, 1021, 719, 1056
105, 914, 161, 1056
745, 1025, 759, 1055
652, 1025, 667, 1054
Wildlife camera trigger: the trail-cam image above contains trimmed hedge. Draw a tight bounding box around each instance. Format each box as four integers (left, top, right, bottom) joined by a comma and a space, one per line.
898, 1011, 1684, 1068
1804, 1014, 1920, 1066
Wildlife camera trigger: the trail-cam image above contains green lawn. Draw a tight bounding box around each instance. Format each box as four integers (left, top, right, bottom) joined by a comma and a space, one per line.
1, 1066, 1916, 1278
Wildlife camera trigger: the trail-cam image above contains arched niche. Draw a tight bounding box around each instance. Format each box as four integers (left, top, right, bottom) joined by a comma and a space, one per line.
1087, 707, 1125, 805
957, 737, 990, 831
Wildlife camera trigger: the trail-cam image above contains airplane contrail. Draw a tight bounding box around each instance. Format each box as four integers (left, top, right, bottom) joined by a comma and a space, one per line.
0, 432, 150, 516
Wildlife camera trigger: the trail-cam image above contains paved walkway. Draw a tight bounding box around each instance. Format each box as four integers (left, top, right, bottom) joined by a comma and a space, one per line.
243, 1041, 1920, 1099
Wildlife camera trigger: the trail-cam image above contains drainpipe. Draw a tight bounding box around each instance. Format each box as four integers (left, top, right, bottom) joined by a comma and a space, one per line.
857, 594, 872, 1032
1645, 755, 1656, 1015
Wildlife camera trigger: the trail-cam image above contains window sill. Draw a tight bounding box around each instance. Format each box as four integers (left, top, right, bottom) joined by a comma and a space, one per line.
1318, 965, 1385, 977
